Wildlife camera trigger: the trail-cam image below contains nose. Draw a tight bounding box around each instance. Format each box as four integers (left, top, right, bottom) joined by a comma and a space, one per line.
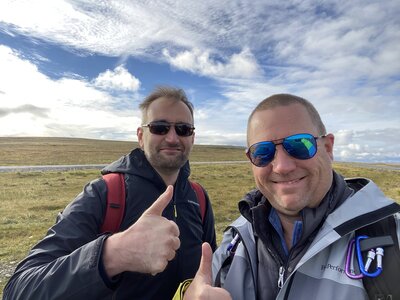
164, 125, 180, 143
271, 144, 297, 174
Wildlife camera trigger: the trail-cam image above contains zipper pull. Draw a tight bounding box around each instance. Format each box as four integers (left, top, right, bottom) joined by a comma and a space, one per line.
174, 204, 177, 218
278, 266, 285, 288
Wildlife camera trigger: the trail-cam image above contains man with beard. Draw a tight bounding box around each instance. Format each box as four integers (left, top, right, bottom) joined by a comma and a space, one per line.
4, 86, 217, 300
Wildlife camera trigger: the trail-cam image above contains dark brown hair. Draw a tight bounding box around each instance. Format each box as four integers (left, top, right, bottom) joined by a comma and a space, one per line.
139, 86, 194, 123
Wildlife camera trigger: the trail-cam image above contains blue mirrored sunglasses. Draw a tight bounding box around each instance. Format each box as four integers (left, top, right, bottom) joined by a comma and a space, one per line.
246, 133, 326, 167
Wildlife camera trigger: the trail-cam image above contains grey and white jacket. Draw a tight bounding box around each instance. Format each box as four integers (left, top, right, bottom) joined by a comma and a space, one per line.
212, 172, 400, 300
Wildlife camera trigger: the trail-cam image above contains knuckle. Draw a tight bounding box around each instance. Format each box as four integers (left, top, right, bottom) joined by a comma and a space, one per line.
152, 260, 167, 274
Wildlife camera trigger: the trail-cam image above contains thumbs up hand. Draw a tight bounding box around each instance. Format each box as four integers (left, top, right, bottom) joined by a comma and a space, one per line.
103, 185, 180, 277
183, 243, 232, 300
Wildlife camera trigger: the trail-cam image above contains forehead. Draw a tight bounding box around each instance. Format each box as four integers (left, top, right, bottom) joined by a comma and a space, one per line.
146, 97, 193, 123
248, 103, 318, 144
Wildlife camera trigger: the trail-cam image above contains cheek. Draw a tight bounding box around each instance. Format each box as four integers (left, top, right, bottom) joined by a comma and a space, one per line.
139, 132, 156, 150
252, 166, 270, 186
184, 136, 194, 148
306, 156, 333, 196
315, 152, 333, 174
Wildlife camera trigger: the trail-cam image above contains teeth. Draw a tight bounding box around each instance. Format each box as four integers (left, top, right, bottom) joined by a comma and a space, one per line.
275, 179, 299, 184
287, 179, 299, 184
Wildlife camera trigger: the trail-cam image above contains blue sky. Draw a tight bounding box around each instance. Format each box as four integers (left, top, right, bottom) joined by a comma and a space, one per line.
0, 0, 399, 163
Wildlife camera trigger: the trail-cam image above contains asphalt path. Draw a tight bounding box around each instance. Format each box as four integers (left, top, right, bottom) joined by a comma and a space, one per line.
0, 161, 250, 173
0, 162, 398, 173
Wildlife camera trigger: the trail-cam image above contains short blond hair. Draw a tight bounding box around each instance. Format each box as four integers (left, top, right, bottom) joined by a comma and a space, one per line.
248, 94, 326, 138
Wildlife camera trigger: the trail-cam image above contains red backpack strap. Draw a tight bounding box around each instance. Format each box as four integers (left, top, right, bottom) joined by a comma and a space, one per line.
190, 181, 206, 223
101, 173, 126, 233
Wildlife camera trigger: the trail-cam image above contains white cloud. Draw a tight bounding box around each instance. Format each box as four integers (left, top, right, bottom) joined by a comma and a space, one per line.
93, 65, 140, 92
163, 48, 261, 79
334, 130, 355, 146
333, 128, 400, 162
0, 45, 140, 140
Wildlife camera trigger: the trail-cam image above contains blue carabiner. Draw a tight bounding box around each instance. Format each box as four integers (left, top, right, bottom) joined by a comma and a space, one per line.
355, 235, 382, 278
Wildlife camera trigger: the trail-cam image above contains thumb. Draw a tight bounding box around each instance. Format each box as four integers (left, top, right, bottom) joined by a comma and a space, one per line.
196, 242, 213, 285
144, 185, 173, 216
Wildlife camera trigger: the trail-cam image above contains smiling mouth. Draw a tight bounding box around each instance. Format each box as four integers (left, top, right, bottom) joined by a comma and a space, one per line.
160, 147, 182, 152
273, 176, 305, 184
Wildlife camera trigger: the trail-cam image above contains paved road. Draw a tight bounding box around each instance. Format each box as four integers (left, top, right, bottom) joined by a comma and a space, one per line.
0, 161, 399, 173
0, 161, 250, 173
338, 162, 400, 172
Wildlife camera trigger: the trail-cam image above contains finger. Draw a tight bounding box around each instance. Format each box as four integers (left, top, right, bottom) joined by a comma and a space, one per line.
169, 220, 180, 237
166, 248, 177, 261
197, 242, 213, 285
171, 236, 181, 251
151, 260, 168, 276
143, 185, 173, 216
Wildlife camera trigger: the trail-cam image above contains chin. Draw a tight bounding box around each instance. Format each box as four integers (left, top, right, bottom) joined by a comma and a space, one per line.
280, 198, 306, 213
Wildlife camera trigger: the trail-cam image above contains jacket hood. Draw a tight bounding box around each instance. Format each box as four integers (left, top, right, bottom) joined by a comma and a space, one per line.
100, 148, 191, 182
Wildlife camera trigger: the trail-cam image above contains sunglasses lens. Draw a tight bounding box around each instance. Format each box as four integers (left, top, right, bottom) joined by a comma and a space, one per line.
283, 134, 317, 159
149, 123, 170, 135
175, 124, 194, 137
146, 122, 194, 136
247, 142, 276, 167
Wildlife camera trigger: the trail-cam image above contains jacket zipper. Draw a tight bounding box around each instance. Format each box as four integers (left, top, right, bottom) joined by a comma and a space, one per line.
174, 203, 177, 219
172, 185, 177, 221
278, 266, 285, 288
267, 242, 297, 289
265, 245, 285, 290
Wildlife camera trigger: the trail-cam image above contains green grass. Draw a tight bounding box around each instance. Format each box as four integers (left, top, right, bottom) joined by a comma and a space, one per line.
0, 137, 399, 295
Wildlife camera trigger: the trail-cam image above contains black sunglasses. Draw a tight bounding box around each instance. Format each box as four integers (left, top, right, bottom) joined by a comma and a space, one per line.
142, 121, 195, 137
246, 133, 326, 167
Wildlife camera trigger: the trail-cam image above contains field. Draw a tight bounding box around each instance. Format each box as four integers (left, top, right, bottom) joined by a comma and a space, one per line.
1, 137, 399, 295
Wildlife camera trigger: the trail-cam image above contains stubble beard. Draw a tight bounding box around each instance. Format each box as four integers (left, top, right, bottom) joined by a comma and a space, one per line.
146, 150, 189, 174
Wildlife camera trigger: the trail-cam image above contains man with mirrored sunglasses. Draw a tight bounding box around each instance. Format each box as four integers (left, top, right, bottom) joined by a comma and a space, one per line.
181, 93, 400, 300
4, 86, 217, 300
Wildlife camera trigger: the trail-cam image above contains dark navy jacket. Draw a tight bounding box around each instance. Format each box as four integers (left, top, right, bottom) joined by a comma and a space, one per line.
4, 148, 216, 299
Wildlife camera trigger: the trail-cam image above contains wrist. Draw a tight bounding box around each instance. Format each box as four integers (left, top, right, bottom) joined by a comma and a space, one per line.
102, 234, 124, 277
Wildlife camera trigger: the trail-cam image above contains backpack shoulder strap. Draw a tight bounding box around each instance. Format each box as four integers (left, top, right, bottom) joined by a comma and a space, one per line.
356, 215, 400, 299
101, 173, 126, 233
189, 181, 206, 223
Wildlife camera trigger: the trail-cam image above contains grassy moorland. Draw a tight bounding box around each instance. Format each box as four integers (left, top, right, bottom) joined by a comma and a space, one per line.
0, 137, 246, 165
0, 137, 399, 295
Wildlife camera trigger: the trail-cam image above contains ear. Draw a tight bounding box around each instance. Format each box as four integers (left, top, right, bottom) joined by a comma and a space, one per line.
137, 127, 144, 149
323, 133, 334, 161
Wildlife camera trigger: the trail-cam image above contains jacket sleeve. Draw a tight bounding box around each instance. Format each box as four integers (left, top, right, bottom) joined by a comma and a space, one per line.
202, 189, 217, 252
3, 178, 116, 300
